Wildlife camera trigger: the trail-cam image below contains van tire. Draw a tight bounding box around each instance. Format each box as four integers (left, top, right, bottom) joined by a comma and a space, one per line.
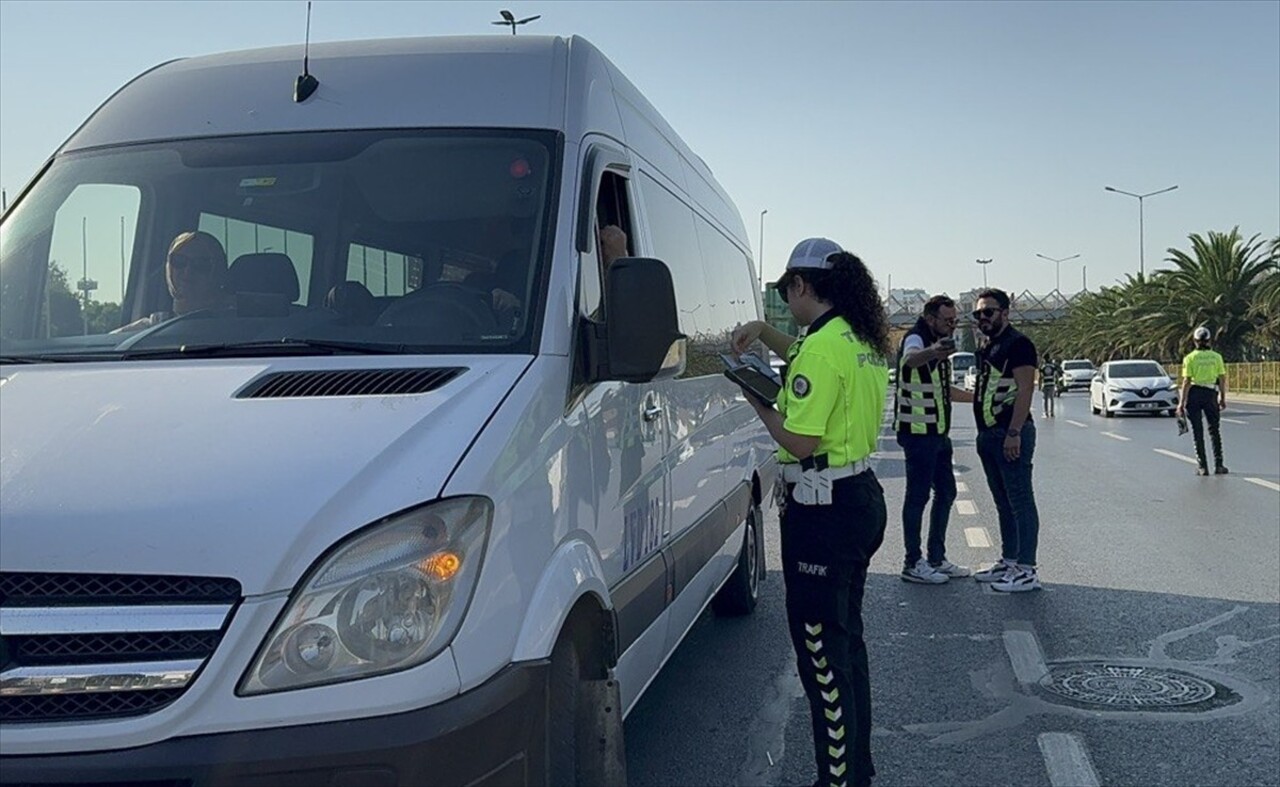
712, 503, 763, 616
548, 635, 580, 785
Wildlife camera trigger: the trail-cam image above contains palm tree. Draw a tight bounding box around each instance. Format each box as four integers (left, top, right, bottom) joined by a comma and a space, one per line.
1159, 228, 1273, 361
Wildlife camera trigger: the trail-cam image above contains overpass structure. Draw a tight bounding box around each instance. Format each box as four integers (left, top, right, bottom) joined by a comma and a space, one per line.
887, 289, 1080, 327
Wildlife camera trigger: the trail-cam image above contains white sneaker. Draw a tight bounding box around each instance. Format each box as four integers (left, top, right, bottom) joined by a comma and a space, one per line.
901, 558, 949, 584
931, 559, 971, 578
973, 558, 1016, 583
992, 566, 1042, 593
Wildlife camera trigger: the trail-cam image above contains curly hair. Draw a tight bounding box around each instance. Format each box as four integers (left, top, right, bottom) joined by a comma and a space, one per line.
802, 251, 892, 358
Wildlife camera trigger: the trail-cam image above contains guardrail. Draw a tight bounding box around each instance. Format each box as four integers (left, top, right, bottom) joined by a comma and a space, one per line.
1163, 361, 1280, 395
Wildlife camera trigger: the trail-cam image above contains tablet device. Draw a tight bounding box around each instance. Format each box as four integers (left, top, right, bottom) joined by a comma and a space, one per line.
722, 353, 783, 405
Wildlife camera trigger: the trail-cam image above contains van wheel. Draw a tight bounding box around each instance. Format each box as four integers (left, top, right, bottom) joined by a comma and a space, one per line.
548, 636, 581, 785
548, 634, 628, 786
713, 503, 764, 616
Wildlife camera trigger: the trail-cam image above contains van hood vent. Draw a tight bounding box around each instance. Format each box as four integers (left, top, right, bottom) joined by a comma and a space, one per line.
239, 367, 466, 399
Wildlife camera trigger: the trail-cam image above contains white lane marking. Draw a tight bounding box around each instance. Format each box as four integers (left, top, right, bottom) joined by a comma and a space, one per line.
964, 527, 992, 548
1273, 427, 1280, 432
1003, 628, 1049, 685
1038, 732, 1102, 787
1153, 448, 1199, 465
956, 481, 969, 493
1245, 478, 1280, 492
1065, 419, 1088, 428
955, 500, 978, 516
1220, 417, 1248, 425
1101, 431, 1131, 441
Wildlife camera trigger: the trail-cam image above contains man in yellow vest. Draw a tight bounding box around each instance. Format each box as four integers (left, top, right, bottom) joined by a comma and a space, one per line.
1177, 326, 1229, 476
894, 295, 976, 584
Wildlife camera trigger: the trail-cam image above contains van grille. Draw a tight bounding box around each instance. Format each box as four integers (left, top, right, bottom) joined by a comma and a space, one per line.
239, 367, 466, 399
0, 572, 239, 723
0, 572, 240, 606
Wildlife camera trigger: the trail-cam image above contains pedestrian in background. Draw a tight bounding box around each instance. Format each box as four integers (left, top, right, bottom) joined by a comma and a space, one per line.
970, 288, 1044, 592
894, 295, 975, 584
1177, 326, 1229, 476
732, 237, 890, 787
1039, 353, 1059, 418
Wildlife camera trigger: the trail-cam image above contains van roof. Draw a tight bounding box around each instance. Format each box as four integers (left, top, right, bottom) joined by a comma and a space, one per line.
57, 34, 748, 248
64, 36, 574, 152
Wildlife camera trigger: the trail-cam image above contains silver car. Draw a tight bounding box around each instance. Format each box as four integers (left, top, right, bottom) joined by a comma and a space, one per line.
1090, 360, 1180, 417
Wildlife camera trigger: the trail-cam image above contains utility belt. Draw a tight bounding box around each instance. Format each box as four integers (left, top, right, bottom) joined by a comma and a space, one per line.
777, 455, 873, 507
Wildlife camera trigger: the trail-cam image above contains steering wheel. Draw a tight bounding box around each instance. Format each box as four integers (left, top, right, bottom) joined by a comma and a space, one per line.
379, 282, 501, 337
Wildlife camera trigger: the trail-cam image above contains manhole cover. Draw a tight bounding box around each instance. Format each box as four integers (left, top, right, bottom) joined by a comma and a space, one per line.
1038, 663, 1217, 709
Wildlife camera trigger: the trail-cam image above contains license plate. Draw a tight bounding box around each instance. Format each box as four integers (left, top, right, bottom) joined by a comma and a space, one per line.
1136, 402, 1159, 409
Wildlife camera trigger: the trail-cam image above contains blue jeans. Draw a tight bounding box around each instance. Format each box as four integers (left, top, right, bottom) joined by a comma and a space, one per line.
897, 433, 957, 567
976, 423, 1041, 566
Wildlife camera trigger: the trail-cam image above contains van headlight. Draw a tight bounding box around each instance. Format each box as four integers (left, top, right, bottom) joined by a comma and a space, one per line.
239, 497, 492, 695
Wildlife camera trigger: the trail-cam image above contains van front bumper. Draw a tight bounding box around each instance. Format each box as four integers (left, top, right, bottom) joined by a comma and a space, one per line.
0, 661, 548, 787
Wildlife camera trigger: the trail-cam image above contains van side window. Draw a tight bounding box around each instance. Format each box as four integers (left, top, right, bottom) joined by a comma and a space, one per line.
579, 170, 635, 320
694, 216, 756, 337
637, 172, 720, 377
346, 243, 424, 296
198, 213, 313, 304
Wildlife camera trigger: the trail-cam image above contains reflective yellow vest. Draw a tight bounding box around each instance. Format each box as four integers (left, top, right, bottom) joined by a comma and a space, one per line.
894, 322, 950, 436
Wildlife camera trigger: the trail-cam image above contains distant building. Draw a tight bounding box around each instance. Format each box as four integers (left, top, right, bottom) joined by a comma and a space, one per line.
762, 287, 796, 336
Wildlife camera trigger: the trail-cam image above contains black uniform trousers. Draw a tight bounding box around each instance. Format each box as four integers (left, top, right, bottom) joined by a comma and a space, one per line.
781, 471, 887, 787
1186, 385, 1225, 469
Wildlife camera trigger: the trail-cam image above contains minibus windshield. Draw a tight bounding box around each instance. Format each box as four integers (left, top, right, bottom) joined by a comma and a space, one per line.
0, 129, 559, 360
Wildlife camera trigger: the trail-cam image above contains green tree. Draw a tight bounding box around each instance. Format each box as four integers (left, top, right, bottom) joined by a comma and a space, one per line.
1158, 228, 1274, 361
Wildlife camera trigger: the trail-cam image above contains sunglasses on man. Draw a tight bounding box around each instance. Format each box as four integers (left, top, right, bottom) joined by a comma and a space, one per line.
971, 307, 1001, 320
169, 253, 215, 273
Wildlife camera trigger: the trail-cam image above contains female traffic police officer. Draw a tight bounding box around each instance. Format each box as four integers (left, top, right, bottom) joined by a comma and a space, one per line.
732, 238, 891, 787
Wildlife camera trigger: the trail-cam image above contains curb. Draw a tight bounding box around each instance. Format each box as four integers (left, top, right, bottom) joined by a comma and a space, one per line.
1230, 393, 1280, 407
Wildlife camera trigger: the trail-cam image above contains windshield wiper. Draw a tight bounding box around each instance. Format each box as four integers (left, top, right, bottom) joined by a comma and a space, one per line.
0, 354, 117, 364
119, 338, 417, 360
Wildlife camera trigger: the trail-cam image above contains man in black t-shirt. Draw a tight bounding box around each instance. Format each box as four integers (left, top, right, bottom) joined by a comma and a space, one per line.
969, 289, 1043, 592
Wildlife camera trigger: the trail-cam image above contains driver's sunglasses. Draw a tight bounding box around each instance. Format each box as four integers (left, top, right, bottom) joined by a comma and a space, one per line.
169, 253, 214, 273
971, 307, 1000, 320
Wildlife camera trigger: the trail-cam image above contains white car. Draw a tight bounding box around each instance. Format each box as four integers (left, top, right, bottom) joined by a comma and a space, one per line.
949, 351, 976, 386
1090, 360, 1180, 417
1058, 359, 1096, 392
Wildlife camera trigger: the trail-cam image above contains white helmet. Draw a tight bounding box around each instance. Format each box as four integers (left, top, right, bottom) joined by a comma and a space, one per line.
1193, 326, 1211, 341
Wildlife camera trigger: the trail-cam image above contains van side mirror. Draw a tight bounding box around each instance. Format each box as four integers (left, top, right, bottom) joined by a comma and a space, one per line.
589, 257, 687, 383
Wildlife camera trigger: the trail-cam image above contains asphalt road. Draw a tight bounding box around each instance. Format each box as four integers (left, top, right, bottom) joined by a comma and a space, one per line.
625, 392, 1280, 787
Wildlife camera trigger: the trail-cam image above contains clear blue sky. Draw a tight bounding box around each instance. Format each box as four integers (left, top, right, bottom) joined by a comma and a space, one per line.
2, 0, 1277, 300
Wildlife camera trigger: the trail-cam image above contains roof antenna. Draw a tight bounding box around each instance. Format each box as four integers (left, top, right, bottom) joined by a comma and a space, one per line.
294, 1, 319, 103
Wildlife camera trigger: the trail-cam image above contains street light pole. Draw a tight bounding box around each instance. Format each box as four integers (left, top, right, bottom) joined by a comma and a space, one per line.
1035, 252, 1081, 294
758, 209, 767, 294
1104, 184, 1178, 277
975, 258, 992, 288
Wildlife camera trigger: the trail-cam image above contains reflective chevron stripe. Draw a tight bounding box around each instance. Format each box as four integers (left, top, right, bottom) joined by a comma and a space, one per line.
828, 726, 845, 741
821, 687, 839, 703
824, 706, 843, 722
805, 622, 823, 635
806, 638, 823, 653
812, 656, 827, 669
828, 744, 846, 759
830, 762, 847, 778
816, 670, 834, 685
